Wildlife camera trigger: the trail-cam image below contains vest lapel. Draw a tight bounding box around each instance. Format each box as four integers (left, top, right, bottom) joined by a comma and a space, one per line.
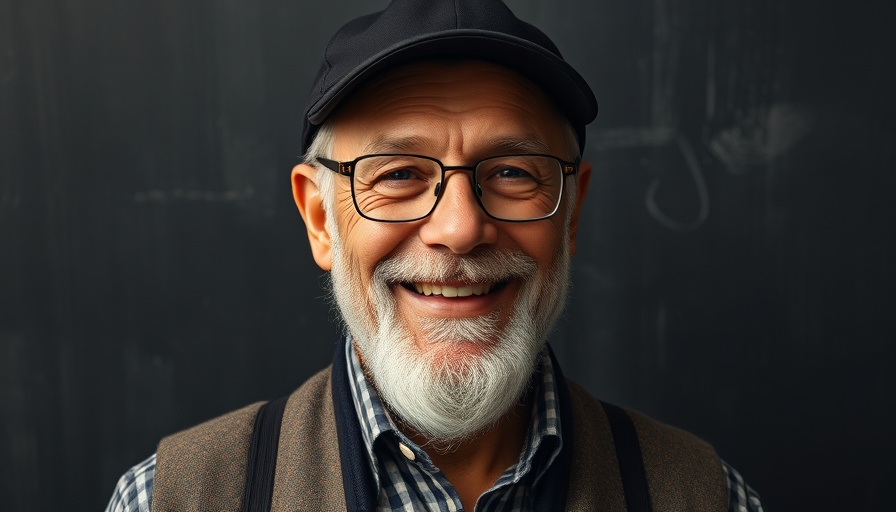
269, 365, 347, 511
551, 346, 629, 512
267, 338, 380, 511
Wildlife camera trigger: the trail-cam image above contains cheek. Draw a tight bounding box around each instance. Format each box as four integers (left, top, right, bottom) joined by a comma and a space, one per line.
336, 213, 418, 287
504, 222, 566, 270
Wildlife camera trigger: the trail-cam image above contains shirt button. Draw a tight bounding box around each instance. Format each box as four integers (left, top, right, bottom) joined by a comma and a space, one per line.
398, 442, 415, 461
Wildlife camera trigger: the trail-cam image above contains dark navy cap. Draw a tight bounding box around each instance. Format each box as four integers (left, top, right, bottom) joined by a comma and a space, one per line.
301, 0, 598, 154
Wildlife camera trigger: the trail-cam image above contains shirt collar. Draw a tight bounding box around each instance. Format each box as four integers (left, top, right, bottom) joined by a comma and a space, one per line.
344, 337, 563, 490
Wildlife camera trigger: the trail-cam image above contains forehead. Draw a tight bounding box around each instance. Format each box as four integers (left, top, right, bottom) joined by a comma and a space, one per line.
328, 60, 571, 159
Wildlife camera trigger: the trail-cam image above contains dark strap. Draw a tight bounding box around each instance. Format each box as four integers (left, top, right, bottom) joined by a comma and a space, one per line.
331, 340, 378, 511
602, 401, 654, 512
241, 395, 290, 512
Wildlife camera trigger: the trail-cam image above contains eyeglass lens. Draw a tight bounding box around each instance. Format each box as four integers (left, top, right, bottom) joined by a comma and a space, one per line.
351, 155, 564, 221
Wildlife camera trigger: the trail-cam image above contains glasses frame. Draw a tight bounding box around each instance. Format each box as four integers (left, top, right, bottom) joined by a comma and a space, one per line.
317, 153, 579, 223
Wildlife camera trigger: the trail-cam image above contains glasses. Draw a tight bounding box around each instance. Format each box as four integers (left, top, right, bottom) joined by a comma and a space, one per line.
317, 153, 579, 222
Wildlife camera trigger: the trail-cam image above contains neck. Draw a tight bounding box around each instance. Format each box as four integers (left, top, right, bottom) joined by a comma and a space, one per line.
401, 399, 532, 511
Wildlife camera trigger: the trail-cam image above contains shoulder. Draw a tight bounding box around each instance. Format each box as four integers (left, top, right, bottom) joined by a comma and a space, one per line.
565, 379, 729, 510
158, 401, 264, 458
151, 400, 266, 511
566, 379, 720, 461
151, 367, 334, 511
159, 368, 330, 466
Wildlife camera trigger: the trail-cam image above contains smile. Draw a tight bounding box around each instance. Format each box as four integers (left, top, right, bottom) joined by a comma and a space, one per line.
403, 282, 504, 297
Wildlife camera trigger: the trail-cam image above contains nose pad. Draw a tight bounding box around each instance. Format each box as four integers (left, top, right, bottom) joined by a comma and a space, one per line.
434, 179, 479, 198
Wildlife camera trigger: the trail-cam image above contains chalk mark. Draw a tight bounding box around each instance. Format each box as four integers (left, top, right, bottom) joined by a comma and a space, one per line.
708, 103, 815, 174
645, 136, 710, 232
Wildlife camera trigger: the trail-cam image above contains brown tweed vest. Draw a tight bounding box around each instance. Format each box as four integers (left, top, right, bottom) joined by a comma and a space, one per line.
153, 367, 727, 511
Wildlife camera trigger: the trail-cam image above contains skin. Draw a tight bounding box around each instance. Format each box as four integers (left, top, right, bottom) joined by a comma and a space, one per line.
292, 60, 591, 509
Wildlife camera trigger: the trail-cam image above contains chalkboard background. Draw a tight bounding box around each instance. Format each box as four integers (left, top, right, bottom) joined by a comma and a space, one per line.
2, 0, 894, 510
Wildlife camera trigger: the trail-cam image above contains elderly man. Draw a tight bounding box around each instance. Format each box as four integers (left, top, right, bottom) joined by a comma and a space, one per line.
107, 0, 763, 510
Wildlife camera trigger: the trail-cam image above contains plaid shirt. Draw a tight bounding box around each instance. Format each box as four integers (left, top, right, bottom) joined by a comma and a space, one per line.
106, 340, 764, 512
345, 340, 563, 511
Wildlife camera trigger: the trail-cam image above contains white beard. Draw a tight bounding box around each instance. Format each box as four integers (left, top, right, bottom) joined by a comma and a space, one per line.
328, 229, 571, 448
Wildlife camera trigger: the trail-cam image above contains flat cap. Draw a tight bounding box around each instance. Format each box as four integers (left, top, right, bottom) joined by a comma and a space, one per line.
302, 0, 598, 154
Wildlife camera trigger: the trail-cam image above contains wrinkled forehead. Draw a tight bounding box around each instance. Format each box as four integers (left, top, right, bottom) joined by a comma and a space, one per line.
327, 60, 575, 159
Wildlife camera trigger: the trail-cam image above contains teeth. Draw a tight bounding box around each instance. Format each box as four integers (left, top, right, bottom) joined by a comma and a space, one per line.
412, 282, 493, 297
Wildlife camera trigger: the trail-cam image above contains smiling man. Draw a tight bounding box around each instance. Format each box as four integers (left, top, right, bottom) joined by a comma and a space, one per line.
107, 1, 762, 511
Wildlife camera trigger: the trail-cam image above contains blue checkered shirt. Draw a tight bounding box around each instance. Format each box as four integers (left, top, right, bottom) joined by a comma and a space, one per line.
106, 340, 764, 511
344, 340, 563, 511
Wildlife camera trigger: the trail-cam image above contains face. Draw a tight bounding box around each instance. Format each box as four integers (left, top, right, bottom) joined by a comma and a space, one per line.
293, 60, 590, 444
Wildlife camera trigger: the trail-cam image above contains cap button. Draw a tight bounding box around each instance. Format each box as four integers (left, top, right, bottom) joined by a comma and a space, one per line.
398, 442, 415, 461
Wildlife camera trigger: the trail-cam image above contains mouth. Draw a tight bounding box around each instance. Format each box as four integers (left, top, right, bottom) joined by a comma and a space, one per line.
401, 281, 508, 298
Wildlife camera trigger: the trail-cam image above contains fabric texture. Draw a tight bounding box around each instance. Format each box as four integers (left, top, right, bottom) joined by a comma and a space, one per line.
150, 368, 346, 512
106, 455, 763, 512
106, 340, 764, 512
152, 401, 263, 512
268, 368, 347, 510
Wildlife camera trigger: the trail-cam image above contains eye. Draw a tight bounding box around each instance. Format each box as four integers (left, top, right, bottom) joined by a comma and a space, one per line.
494, 167, 534, 179
383, 169, 415, 181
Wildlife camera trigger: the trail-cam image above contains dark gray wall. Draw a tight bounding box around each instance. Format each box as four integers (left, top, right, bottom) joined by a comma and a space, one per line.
2, 0, 894, 510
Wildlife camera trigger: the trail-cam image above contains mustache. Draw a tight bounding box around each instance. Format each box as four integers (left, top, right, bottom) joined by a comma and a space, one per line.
373, 248, 538, 285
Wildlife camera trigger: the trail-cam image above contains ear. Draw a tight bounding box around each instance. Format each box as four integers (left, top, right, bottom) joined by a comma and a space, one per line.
568, 160, 591, 256
291, 163, 333, 270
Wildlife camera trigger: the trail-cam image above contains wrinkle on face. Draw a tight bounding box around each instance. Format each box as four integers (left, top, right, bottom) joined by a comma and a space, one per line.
325, 59, 577, 345
329, 61, 571, 165
316, 59, 586, 443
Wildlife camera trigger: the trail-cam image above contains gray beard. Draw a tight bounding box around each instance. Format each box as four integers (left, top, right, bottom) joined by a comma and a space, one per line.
328, 230, 571, 449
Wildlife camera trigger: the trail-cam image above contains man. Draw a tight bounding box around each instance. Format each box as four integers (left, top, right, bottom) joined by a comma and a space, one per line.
107, 0, 763, 510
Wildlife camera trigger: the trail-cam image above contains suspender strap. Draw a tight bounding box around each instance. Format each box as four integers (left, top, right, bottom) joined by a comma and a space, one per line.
241, 395, 290, 512
602, 401, 654, 512
239, 393, 652, 511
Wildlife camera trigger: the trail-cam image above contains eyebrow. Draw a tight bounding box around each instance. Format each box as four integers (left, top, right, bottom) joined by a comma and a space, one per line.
481, 135, 552, 155
363, 136, 431, 154
363, 134, 553, 156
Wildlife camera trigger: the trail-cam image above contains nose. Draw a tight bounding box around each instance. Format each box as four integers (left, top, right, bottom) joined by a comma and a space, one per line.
418, 171, 498, 254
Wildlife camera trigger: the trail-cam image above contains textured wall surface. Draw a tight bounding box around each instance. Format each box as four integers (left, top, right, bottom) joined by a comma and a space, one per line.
2, 0, 894, 510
